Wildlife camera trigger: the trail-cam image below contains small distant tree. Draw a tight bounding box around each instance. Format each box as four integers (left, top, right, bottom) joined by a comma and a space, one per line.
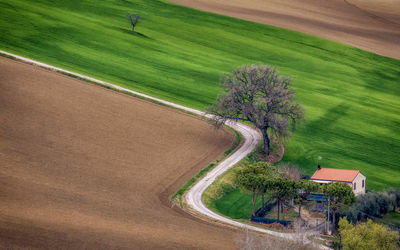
339, 217, 399, 250
208, 65, 304, 155
323, 182, 356, 233
127, 13, 141, 33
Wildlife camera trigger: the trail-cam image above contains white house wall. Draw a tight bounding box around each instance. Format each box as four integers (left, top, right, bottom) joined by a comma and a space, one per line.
352, 172, 366, 195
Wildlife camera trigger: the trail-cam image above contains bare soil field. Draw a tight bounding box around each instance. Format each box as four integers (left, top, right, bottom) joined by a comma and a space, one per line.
169, 0, 400, 59
0, 57, 237, 249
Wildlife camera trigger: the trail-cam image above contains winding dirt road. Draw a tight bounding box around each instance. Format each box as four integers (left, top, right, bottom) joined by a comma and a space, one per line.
169, 0, 400, 59
0, 55, 241, 249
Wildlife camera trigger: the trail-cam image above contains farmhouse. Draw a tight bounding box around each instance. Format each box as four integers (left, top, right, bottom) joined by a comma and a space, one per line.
311, 166, 366, 195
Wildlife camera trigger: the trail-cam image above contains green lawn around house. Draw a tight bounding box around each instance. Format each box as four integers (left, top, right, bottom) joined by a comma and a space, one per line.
208, 187, 260, 219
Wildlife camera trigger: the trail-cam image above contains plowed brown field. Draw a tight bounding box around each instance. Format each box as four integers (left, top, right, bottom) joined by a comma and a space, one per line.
0, 57, 237, 249
169, 0, 400, 59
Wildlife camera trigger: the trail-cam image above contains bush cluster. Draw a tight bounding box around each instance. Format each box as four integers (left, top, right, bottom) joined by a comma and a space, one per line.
343, 188, 400, 223
339, 217, 399, 250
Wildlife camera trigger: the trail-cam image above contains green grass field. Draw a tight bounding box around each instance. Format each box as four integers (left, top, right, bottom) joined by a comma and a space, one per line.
1, 0, 399, 190
202, 165, 261, 220
208, 188, 259, 219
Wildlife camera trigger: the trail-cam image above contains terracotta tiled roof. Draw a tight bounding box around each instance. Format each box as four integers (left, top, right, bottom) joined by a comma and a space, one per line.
311, 168, 359, 182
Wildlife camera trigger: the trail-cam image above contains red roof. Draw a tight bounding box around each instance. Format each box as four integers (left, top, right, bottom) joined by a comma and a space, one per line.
311, 168, 360, 182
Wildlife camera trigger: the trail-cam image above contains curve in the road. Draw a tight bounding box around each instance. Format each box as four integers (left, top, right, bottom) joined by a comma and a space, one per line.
0, 50, 327, 248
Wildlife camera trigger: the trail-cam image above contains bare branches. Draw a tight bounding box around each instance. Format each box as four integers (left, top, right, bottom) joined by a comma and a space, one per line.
127, 13, 141, 33
208, 64, 304, 154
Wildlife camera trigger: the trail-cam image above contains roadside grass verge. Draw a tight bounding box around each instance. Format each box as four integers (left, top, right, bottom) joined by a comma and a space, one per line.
224, 129, 242, 156
172, 177, 197, 201
1, 0, 399, 189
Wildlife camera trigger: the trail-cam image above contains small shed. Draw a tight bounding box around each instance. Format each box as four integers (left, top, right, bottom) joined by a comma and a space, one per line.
311, 166, 366, 196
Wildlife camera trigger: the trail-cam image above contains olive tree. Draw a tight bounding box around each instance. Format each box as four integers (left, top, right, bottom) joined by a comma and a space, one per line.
208, 64, 304, 154
387, 188, 400, 212
344, 189, 400, 223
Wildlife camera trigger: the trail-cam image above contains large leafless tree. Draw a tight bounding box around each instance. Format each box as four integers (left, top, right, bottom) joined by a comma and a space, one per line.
208, 64, 304, 154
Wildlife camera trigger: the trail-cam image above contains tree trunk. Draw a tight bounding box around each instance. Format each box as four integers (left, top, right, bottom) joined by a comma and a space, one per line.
261, 192, 265, 212
298, 203, 301, 219
261, 128, 270, 154
252, 190, 256, 216
282, 201, 285, 220
332, 208, 336, 234
277, 200, 280, 221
